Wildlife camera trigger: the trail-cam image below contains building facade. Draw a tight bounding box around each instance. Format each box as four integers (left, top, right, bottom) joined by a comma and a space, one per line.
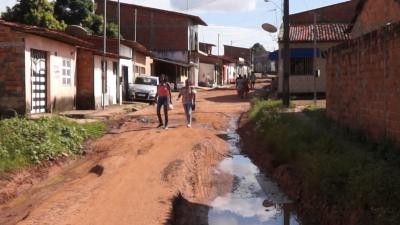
326, 0, 400, 143
0, 20, 89, 115
277, 1, 356, 96
95, 0, 207, 87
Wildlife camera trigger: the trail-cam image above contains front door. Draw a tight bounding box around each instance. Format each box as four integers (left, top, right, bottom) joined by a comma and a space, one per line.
31, 49, 47, 114
122, 66, 129, 101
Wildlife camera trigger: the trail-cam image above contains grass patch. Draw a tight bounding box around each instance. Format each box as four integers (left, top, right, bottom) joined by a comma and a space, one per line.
250, 99, 400, 225
0, 116, 105, 174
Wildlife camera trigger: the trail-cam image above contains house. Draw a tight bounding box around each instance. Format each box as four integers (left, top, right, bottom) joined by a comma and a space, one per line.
349, 0, 400, 38
326, 0, 400, 143
198, 43, 237, 87
253, 52, 271, 75
224, 45, 252, 78
71, 34, 152, 107
199, 42, 215, 55
95, 0, 207, 88
277, 0, 357, 96
0, 20, 90, 115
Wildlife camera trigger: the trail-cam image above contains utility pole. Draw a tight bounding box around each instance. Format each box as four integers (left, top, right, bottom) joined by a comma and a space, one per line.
217, 33, 220, 56
134, 9, 137, 42
282, 0, 290, 107
313, 12, 318, 105
117, 0, 121, 105
103, 0, 107, 110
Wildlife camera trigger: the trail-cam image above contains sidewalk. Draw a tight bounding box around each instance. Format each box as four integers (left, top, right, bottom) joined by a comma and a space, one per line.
60, 102, 150, 121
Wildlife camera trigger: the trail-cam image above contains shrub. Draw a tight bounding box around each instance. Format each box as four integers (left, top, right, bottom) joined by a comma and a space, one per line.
250, 100, 400, 224
0, 116, 105, 173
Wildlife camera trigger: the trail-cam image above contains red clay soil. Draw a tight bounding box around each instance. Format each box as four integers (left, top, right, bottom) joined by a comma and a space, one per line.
238, 112, 362, 225
0, 87, 252, 225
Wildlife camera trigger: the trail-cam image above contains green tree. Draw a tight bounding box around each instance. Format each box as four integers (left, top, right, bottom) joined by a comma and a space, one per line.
53, 0, 118, 37
251, 43, 267, 55
2, 0, 65, 30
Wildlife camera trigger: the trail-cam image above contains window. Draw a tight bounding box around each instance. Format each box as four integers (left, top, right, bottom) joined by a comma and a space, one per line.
62, 59, 72, 86
113, 62, 118, 76
140, 67, 145, 74
134, 77, 157, 86
290, 57, 313, 75
135, 66, 140, 75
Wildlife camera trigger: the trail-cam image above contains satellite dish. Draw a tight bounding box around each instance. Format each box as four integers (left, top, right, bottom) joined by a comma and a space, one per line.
262, 23, 278, 33
65, 25, 89, 37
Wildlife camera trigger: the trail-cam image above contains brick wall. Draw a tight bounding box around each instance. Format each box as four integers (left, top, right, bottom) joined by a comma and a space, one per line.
76, 48, 95, 110
351, 0, 400, 38
326, 22, 400, 142
96, 0, 190, 51
224, 45, 251, 63
0, 25, 26, 114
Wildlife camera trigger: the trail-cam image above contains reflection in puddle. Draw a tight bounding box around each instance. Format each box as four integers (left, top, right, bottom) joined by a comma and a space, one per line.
208, 118, 300, 225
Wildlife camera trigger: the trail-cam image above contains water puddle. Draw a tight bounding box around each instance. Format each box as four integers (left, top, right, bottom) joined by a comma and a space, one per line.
209, 117, 301, 225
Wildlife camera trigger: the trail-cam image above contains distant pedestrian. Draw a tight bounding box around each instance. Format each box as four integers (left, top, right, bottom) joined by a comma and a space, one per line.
243, 75, 250, 98
236, 75, 244, 98
156, 74, 172, 129
250, 73, 256, 89
177, 79, 197, 128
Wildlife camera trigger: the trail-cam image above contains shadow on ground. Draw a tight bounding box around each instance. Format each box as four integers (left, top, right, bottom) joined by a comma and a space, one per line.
164, 193, 210, 225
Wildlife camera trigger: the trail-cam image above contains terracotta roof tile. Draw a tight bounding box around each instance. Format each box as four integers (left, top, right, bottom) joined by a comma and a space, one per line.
280, 23, 351, 42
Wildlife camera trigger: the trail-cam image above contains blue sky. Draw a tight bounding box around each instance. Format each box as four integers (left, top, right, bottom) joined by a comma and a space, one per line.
0, 0, 348, 52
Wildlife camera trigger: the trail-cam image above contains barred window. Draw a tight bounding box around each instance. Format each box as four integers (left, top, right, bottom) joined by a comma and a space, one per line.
290, 57, 313, 75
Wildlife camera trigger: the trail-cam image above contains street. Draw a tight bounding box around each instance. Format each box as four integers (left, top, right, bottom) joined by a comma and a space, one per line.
1, 86, 256, 225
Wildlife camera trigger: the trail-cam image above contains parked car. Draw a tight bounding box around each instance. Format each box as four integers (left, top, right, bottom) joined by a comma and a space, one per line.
129, 75, 159, 102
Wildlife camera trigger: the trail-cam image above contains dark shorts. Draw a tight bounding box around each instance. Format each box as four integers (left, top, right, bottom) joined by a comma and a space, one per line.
157, 96, 168, 111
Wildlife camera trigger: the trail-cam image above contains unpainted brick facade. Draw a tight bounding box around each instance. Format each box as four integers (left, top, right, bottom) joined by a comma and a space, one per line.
0, 25, 26, 114
351, 0, 400, 38
96, 0, 193, 51
76, 48, 95, 110
326, 22, 400, 142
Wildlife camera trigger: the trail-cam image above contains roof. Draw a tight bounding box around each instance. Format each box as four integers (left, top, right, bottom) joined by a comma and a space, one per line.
81, 35, 151, 56
280, 23, 351, 43
78, 46, 130, 59
289, 1, 357, 24
224, 45, 252, 63
0, 20, 91, 47
199, 42, 216, 47
97, 0, 207, 26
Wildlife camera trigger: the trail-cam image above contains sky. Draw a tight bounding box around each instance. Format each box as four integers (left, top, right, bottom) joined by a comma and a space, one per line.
0, 0, 348, 53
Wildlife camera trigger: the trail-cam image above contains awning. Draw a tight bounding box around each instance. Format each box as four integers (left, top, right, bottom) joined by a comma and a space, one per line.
268, 48, 321, 61
154, 58, 191, 68
269, 50, 279, 61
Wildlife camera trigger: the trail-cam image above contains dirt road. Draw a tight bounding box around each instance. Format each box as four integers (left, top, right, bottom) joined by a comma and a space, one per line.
1, 87, 253, 225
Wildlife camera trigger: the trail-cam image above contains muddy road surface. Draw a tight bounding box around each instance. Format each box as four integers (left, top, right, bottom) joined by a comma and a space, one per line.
1, 87, 255, 225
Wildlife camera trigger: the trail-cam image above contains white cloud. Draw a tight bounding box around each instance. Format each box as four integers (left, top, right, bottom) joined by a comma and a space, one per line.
170, 0, 257, 12
199, 25, 278, 54
119, 0, 172, 10
0, 0, 17, 12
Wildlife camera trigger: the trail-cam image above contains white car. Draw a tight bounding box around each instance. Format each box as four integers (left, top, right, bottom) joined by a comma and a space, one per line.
129, 75, 159, 102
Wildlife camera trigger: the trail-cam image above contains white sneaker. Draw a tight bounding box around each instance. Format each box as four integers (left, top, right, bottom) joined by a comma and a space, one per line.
164, 126, 169, 130
187, 124, 191, 128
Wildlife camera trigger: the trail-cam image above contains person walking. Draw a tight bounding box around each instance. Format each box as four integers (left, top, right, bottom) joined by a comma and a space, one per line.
156, 74, 172, 129
250, 72, 256, 89
243, 75, 250, 98
177, 79, 197, 128
236, 75, 244, 98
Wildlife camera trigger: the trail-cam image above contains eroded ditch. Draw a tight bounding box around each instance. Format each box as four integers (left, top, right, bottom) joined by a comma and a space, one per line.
168, 117, 303, 225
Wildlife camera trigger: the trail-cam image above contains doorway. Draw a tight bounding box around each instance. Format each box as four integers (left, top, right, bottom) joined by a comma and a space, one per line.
30, 49, 47, 114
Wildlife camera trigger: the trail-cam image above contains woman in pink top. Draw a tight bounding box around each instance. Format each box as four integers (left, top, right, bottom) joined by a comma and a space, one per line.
156, 74, 172, 129
177, 79, 197, 128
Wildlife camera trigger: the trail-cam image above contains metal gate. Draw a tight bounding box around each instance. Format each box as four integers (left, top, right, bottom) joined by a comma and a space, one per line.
31, 49, 47, 114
